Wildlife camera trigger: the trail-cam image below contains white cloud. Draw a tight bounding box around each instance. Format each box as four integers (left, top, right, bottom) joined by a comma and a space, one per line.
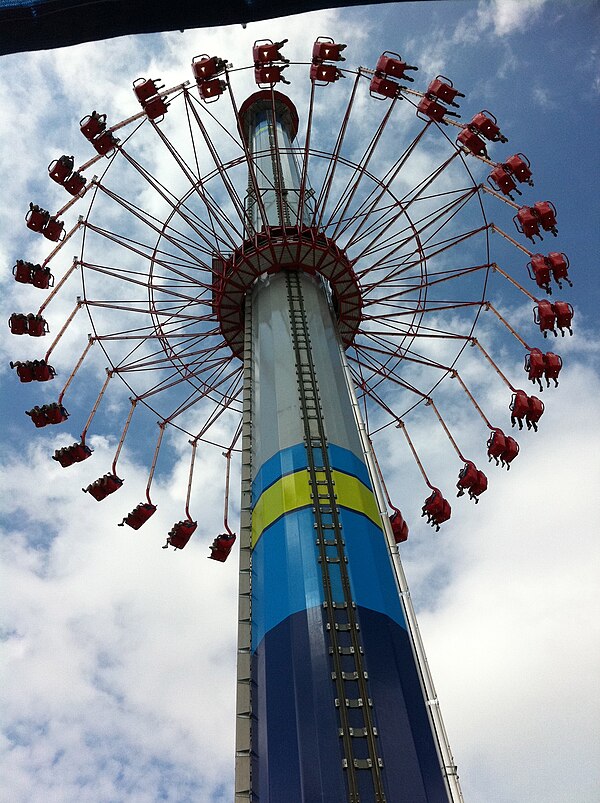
476, 0, 550, 38
531, 84, 556, 109
1, 435, 238, 802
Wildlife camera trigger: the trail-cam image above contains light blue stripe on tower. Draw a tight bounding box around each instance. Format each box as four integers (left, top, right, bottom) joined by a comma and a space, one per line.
342, 508, 406, 627
251, 504, 408, 651
251, 507, 325, 652
251, 442, 372, 505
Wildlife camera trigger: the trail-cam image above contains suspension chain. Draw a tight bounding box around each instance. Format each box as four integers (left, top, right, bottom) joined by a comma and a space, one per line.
286, 271, 386, 803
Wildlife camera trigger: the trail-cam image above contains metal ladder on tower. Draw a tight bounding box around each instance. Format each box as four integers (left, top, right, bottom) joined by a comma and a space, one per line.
286, 271, 386, 803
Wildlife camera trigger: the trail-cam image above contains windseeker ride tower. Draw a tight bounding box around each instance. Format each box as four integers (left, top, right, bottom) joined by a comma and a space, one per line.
10, 34, 573, 803
228, 91, 460, 802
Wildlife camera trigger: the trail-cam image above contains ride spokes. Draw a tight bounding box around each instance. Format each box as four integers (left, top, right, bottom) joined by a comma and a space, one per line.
9, 35, 573, 557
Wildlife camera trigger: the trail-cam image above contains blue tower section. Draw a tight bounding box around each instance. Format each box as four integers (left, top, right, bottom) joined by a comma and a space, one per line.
234, 93, 454, 802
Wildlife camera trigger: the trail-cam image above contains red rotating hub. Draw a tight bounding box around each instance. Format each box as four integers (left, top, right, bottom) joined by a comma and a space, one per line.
213, 224, 362, 358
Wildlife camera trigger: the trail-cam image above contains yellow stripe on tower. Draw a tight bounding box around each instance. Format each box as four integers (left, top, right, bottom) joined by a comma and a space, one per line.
251, 468, 382, 548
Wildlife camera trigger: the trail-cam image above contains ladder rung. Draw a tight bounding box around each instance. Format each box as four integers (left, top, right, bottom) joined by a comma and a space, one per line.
354, 758, 383, 770
349, 727, 367, 737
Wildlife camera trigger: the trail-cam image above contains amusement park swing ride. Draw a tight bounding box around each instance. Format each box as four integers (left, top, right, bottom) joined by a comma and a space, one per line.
8, 37, 574, 802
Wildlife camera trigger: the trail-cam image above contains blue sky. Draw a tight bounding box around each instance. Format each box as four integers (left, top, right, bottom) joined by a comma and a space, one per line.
1, 2, 599, 802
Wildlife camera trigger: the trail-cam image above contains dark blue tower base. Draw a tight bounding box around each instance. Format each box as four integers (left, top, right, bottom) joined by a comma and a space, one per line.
252, 606, 449, 802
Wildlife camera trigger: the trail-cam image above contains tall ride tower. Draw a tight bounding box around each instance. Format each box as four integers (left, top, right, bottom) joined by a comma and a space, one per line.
232, 92, 457, 802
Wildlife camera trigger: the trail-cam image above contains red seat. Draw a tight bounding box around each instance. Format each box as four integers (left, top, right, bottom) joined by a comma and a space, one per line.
425, 75, 463, 107
26, 205, 49, 232
526, 396, 544, 431
133, 78, 163, 103
310, 63, 342, 84
312, 39, 346, 62
32, 265, 54, 289
254, 65, 289, 86
132, 78, 168, 119
527, 254, 551, 293
198, 78, 226, 101
390, 510, 409, 543
544, 352, 562, 387
422, 488, 444, 517
164, 520, 197, 550
469, 110, 507, 142
10, 361, 34, 382
26, 406, 48, 428
11, 359, 55, 382
105, 475, 122, 493
208, 532, 237, 562
43, 217, 65, 242
44, 402, 69, 424
119, 502, 157, 530
26, 314, 48, 337
514, 206, 541, 241
33, 360, 55, 381
500, 435, 519, 468
417, 96, 447, 122
253, 39, 288, 64
457, 461, 478, 495
546, 252, 571, 288
375, 54, 417, 82
504, 153, 533, 185
534, 299, 557, 337
370, 75, 400, 99
488, 165, 519, 197
53, 441, 92, 467
80, 112, 107, 140
487, 429, 506, 464
13, 260, 33, 284
143, 96, 169, 121
524, 348, 545, 389
553, 301, 573, 336
437, 499, 452, 526
9, 313, 28, 334
64, 172, 87, 196
85, 483, 109, 501
11, 261, 53, 290
26, 402, 69, 428
422, 488, 451, 530
533, 201, 558, 235
457, 127, 487, 157
92, 130, 118, 156
469, 470, 488, 502
510, 390, 530, 429
83, 473, 123, 501
192, 55, 228, 82
48, 155, 74, 185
